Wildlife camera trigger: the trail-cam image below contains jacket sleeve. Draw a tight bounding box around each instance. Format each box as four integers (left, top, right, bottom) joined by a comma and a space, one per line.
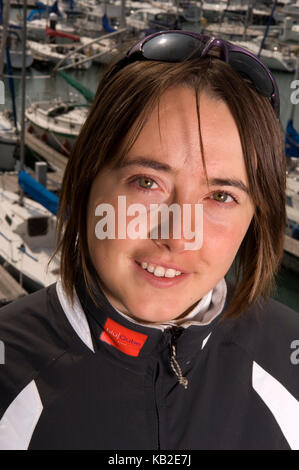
0, 284, 68, 449
231, 296, 299, 449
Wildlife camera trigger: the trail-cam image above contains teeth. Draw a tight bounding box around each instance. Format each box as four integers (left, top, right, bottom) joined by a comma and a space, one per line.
154, 266, 165, 277
165, 268, 177, 278
147, 264, 155, 273
139, 261, 182, 277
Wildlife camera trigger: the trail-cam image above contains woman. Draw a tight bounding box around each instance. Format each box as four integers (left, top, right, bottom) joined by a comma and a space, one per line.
0, 31, 298, 450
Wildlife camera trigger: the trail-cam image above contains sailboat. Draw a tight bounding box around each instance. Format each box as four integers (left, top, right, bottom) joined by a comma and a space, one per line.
0, 0, 60, 292
0, 109, 18, 170
0, 3, 19, 172
25, 99, 90, 154
27, 40, 92, 69
1, 30, 34, 69
0, 171, 60, 292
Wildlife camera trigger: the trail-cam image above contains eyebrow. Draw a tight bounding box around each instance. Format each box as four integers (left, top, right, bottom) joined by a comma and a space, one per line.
118, 158, 171, 172
118, 158, 249, 194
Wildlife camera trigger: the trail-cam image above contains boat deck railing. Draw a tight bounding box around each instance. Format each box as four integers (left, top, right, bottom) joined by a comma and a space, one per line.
52, 28, 128, 73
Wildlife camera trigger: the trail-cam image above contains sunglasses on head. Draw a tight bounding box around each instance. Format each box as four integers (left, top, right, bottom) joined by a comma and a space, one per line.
107, 30, 280, 118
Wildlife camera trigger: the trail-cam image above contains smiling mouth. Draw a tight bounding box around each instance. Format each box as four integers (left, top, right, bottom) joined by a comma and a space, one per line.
135, 260, 183, 278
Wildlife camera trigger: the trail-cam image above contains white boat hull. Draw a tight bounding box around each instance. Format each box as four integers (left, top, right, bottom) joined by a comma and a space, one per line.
26, 101, 89, 155
28, 41, 92, 70
4, 50, 34, 69
0, 189, 60, 291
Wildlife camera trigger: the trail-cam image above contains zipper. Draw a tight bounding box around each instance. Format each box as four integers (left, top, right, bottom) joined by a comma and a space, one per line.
151, 327, 188, 450
165, 326, 188, 390
152, 360, 161, 450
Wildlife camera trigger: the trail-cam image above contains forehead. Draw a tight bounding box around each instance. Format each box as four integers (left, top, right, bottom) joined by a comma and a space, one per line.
123, 86, 246, 179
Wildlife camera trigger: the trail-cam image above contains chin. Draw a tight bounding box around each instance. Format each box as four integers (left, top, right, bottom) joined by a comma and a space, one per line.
132, 314, 172, 324
129, 304, 179, 324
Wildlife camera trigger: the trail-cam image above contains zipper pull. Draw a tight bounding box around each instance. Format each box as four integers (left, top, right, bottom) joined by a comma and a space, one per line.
167, 327, 188, 390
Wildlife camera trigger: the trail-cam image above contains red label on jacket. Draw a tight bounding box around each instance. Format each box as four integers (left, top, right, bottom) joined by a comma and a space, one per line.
100, 318, 148, 357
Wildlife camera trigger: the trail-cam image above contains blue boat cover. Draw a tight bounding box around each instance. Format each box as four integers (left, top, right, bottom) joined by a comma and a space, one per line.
18, 170, 59, 216
27, 8, 44, 21
285, 119, 299, 159
35, 0, 61, 15
27, 1, 62, 21
102, 14, 117, 33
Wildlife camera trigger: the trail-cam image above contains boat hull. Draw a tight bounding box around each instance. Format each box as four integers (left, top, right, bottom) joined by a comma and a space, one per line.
25, 101, 89, 155
0, 256, 44, 293
27, 122, 76, 155
0, 141, 17, 171
4, 51, 34, 69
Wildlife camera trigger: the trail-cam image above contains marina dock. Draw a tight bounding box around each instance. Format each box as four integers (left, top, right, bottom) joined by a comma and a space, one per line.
0, 166, 63, 195
10, 1, 36, 7
0, 130, 67, 196
25, 131, 68, 174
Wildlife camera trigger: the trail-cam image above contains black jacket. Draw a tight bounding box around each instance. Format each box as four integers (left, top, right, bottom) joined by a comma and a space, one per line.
0, 274, 299, 450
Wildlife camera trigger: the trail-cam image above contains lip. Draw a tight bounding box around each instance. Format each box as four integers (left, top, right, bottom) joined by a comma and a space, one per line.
135, 258, 190, 274
132, 259, 191, 288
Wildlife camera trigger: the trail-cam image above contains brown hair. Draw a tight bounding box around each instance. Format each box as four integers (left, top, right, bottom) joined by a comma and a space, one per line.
49, 53, 286, 320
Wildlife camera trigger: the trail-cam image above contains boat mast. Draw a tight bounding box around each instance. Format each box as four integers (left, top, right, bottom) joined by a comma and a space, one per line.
1, 0, 18, 130
120, 0, 126, 29
19, 0, 28, 206
0, 0, 10, 79
258, 0, 278, 58
242, 0, 253, 41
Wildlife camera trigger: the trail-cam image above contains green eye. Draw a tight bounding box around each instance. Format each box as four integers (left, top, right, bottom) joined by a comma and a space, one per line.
213, 192, 227, 202
130, 175, 159, 192
212, 191, 234, 203
138, 177, 155, 189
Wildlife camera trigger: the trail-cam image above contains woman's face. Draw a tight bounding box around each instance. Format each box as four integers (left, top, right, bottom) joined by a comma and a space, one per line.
87, 87, 255, 323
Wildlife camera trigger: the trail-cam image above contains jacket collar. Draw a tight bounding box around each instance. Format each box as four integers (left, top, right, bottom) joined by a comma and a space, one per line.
69, 270, 231, 362
112, 277, 227, 331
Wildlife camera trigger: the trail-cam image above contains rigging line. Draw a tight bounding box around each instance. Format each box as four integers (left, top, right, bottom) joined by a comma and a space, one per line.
3, 74, 52, 79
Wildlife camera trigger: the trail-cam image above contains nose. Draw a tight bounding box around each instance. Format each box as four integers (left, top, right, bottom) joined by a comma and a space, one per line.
148, 201, 203, 253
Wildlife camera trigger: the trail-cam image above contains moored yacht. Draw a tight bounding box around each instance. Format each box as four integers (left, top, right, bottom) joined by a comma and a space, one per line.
0, 181, 60, 292
25, 99, 89, 155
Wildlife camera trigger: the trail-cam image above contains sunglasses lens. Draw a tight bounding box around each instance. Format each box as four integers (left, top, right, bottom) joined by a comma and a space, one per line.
142, 33, 205, 62
124, 33, 279, 116
228, 51, 274, 98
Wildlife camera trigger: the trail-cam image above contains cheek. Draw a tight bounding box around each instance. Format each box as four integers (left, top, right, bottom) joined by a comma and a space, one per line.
202, 212, 252, 262
88, 232, 137, 272
87, 192, 121, 248
87, 238, 118, 285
